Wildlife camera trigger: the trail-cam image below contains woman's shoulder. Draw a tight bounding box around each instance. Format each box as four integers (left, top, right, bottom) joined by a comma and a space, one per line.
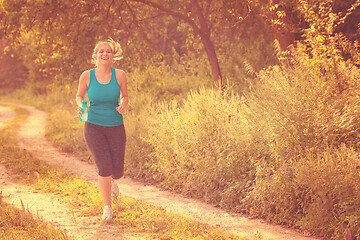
113, 68, 125, 75
114, 68, 126, 80
81, 69, 94, 78
79, 69, 92, 83
82, 69, 93, 75
113, 68, 127, 86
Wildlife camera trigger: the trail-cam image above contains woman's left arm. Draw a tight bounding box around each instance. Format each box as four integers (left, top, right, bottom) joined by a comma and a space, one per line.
116, 69, 129, 115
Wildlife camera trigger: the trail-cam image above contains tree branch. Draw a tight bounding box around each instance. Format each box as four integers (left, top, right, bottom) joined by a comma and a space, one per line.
130, 0, 201, 34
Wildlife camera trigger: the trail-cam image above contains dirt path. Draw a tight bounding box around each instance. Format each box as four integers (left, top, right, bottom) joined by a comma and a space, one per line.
0, 103, 319, 240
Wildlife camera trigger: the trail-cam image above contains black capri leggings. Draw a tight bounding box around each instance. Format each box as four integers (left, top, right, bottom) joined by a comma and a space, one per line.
84, 122, 126, 179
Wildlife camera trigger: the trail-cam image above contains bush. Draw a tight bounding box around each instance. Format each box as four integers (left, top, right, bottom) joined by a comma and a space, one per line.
123, 62, 211, 181
142, 87, 257, 209
246, 145, 360, 239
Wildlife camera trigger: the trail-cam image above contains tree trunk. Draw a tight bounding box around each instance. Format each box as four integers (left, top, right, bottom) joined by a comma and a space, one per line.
200, 34, 224, 89
190, 0, 223, 90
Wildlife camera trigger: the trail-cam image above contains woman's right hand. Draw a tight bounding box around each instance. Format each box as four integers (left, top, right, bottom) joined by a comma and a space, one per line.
77, 107, 83, 118
78, 107, 89, 118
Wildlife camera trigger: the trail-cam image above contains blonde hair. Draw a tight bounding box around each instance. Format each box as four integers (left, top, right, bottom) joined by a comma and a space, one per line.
91, 38, 123, 66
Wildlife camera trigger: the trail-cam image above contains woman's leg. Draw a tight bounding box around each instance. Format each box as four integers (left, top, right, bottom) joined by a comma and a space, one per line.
98, 175, 112, 206
99, 175, 112, 220
84, 122, 113, 219
107, 124, 126, 179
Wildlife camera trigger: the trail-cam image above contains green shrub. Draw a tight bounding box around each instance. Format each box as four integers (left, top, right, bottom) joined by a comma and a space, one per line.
246, 145, 360, 239
142, 87, 257, 208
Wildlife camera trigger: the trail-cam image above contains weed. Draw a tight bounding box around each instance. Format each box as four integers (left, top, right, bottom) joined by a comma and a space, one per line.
0, 192, 71, 240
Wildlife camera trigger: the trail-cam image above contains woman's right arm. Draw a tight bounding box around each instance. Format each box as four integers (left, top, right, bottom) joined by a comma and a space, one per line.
76, 71, 90, 108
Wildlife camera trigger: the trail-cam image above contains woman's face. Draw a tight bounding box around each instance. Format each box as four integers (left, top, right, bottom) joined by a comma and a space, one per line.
95, 43, 113, 66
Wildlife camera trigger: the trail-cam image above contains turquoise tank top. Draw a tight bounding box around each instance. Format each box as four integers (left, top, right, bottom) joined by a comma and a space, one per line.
87, 68, 123, 127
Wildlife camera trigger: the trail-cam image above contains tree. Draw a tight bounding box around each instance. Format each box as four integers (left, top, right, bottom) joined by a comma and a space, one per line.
128, 0, 252, 89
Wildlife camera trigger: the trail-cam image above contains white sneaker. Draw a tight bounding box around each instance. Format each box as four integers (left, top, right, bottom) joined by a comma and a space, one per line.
101, 205, 112, 221
111, 181, 119, 198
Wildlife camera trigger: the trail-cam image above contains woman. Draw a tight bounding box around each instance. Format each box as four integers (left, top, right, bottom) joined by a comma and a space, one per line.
76, 38, 128, 221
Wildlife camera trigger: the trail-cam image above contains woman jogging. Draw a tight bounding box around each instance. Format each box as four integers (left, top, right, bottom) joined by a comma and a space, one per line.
75, 38, 128, 221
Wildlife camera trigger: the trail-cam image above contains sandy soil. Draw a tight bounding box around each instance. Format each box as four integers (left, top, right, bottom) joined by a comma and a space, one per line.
0, 103, 319, 240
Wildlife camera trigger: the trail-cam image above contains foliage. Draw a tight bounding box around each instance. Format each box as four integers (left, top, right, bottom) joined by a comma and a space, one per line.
241, 2, 360, 238
246, 145, 360, 239
127, 2, 360, 239
0, 41, 28, 89
46, 108, 89, 155
141, 87, 256, 208
0, 0, 276, 91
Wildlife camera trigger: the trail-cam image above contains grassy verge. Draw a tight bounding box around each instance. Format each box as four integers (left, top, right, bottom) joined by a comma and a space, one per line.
0, 106, 71, 240
0, 105, 245, 239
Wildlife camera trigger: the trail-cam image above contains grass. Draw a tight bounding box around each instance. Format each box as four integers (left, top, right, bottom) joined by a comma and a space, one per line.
0, 104, 245, 239
0, 197, 70, 240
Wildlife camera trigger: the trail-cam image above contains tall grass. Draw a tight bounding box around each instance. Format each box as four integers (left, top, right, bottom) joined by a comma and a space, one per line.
241, 42, 360, 238
139, 87, 256, 209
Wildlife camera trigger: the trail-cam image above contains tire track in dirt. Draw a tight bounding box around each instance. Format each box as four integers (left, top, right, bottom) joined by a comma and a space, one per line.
0, 103, 320, 240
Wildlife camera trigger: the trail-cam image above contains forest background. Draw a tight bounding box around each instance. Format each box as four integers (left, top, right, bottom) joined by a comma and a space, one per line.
1, 0, 360, 239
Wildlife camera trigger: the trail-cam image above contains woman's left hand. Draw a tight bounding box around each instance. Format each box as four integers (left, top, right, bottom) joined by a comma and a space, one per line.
116, 104, 126, 115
